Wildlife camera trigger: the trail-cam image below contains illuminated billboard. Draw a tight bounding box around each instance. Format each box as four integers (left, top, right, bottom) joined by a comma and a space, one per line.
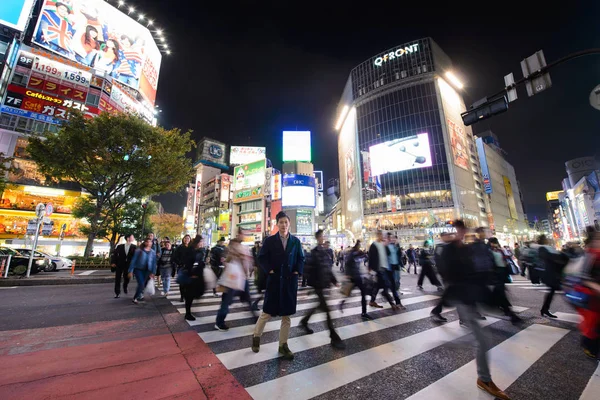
230, 146, 266, 166
283, 131, 311, 162
546, 191, 562, 202
234, 159, 266, 191
0, 0, 35, 32
32, 0, 162, 105
296, 209, 313, 235
476, 137, 493, 194
447, 119, 468, 170
282, 174, 316, 208
369, 133, 432, 176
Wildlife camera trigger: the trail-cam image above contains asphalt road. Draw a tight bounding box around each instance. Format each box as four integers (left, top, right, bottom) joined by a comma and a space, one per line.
0, 272, 598, 400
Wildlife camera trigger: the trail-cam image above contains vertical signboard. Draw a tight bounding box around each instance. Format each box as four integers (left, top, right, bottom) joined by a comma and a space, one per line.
503, 176, 518, 219
476, 137, 493, 194
447, 118, 468, 170
296, 209, 313, 235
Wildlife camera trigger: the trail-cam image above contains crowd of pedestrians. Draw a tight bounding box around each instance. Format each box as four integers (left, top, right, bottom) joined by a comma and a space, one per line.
108, 219, 600, 400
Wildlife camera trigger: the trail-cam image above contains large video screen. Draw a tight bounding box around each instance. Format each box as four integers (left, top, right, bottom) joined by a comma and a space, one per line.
32, 0, 161, 105
0, 0, 35, 32
282, 174, 316, 208
283, 131, 311, 162
369, 133, 433, 176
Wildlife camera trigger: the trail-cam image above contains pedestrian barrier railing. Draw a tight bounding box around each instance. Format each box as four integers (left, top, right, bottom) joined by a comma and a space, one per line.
0, 255, 11, 278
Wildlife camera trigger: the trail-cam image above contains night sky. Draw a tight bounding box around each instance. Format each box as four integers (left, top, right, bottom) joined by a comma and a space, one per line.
148, 1, 600, 220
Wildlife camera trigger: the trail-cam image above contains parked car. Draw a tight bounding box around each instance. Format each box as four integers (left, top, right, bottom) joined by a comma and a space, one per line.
16, 249, 72, 272
0, 247, 47, 275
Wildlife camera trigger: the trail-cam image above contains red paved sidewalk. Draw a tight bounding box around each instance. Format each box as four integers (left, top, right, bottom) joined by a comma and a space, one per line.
0, 300, 251, 399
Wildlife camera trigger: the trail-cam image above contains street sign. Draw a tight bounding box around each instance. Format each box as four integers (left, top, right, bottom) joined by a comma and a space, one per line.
42, 216, 51, 224
504, 73, 518, 102
590, 84, 600, 111
45, 203, 54, 216
521, 50, 552, 97
26, 219, 38, 235
35, 203, 46, 218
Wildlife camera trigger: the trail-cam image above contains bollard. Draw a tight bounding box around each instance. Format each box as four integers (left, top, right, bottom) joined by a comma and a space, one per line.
70, 260, 77, 276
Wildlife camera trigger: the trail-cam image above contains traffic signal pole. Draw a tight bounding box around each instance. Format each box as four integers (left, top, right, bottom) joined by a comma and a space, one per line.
462, 48, 600, 126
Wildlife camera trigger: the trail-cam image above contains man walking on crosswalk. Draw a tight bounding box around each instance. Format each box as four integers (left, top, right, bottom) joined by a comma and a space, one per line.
442, 220, 511, 400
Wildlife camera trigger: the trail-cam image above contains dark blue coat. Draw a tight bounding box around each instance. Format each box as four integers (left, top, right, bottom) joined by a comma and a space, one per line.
258, 232, 305, 316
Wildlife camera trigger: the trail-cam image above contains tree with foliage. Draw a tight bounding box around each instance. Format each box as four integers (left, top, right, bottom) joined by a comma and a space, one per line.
150, 213, 184, 241
72, 196, 158, 253
28, 112, 194, 256
0, 152, 14, 194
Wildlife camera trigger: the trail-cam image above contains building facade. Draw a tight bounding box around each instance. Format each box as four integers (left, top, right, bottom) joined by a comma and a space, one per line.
335, 37, 487, 246
0, 0, 164, 255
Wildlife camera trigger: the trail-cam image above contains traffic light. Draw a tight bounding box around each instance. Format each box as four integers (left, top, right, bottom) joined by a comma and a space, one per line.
461, 96, 508, 126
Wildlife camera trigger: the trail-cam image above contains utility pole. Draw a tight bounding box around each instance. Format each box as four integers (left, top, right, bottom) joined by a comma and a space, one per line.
26, 203, 45, 277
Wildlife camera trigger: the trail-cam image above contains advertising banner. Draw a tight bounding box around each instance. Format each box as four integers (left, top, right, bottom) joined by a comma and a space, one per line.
263, 168, 273, 197
447, 118, 469, 170
369, 133, 433, 176
218, 210, 231, 237
345, 148, 356, 189
283, 131, 311, 162
272, 173, 282, 201
361, 151, 371, 184
32, 0, 161, 104
230, 146, 266, 166
338, 107, 363, 237
314, 171, 324, 192
220, 174, 231, 204
503, 176, 518, 219
0, 0, 36, 32
234, 159, 266, 191
233, 186, 263, 204
296, 209, 313, 235
282, 174, 316, 208
476, 137, 493, 194
198, 139, 227, 170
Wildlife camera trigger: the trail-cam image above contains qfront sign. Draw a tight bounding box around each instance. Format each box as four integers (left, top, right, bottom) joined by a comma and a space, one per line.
374, 43, 419, 67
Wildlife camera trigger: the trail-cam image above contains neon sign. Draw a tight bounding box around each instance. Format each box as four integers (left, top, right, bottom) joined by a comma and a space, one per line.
374, 44, 419, 67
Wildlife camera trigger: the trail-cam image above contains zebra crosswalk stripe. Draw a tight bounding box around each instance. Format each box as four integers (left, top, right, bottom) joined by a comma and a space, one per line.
245, 319, 498, 400
208, 294, 440, 347
580, 363, 600, 400
406, 324, 570, 399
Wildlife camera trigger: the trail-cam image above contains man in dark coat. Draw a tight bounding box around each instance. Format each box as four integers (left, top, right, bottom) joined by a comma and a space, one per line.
210, 237, 227, 297
300, 230, 345, 349
110, 233, 136, 298
368, 230, 403, 310
252, 211, 305, 360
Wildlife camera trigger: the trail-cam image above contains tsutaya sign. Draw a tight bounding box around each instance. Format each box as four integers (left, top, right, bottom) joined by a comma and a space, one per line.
374, 43, 419, 67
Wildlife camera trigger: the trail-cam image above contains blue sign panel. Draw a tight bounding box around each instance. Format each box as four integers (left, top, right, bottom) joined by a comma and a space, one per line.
282, 174, 316, 188
0, 105, 61, 125
476, 137, 493, 194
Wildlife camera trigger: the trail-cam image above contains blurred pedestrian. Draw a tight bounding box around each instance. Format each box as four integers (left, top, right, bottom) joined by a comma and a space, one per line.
215, 238, 256, 331
368, 230, 404, 310
430, 232, 454, 322
387, 233, 402, 294
488, 237, 521, 323
338, 246, 345, 272
252, 240, 266, 311
339, 240, 372, 320
173, 234, 192, 302
158, 240, 174, 296
538, 235, 569, 318
111, 233, 136, 298
251, 211, 305, 360
417, 241, 443, 291
442, 220, 511, 400
406, 244, 418, 274
577, 231, 600, 359
179, 235, 207, 321
300, 230, 345, 349
210, 237, 227, 298
127, 237, 157, 304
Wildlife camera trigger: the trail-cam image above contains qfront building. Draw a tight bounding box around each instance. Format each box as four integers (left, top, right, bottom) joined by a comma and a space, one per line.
335, 37, 504, 245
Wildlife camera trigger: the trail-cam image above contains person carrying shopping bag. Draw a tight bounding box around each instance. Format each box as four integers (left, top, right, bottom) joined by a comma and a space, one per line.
128, 237, 157, 304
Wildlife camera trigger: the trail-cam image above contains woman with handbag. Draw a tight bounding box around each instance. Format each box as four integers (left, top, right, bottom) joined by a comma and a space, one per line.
173, 235, 192, 302
215, 238, 257, 331
178, 235, 207, 321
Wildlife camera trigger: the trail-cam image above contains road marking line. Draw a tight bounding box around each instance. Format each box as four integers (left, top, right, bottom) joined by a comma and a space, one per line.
580, 363, 600, 400
554, 312, 582, 324
245, 318, 498, 400
206, 295, 440, 346
407, 324, 570, 400
77, 270, 97, 276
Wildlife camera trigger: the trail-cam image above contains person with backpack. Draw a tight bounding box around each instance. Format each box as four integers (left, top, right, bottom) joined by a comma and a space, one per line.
339, 240, 372, 320
210, 237, 227, 298
576, 230, 600, 359
537, 235, 569, 318
299, 230, 345, 349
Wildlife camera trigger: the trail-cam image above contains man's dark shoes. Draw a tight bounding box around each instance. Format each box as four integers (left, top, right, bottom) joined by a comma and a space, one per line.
278, 343, 294, 360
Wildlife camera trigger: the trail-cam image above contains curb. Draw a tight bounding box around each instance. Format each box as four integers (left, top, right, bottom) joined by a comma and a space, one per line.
0, 277, 114, 287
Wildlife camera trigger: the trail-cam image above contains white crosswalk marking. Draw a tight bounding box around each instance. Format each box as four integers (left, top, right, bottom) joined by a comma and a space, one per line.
580, 363, 600, 400
245, 319, 498, 399
77, 270, 97, 276
407, 324, 570, 399
209, 295, 439, 346
162, 274, 591, 400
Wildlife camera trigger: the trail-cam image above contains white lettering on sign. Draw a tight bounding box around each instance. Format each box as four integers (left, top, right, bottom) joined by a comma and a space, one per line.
374, 44, 419, 67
